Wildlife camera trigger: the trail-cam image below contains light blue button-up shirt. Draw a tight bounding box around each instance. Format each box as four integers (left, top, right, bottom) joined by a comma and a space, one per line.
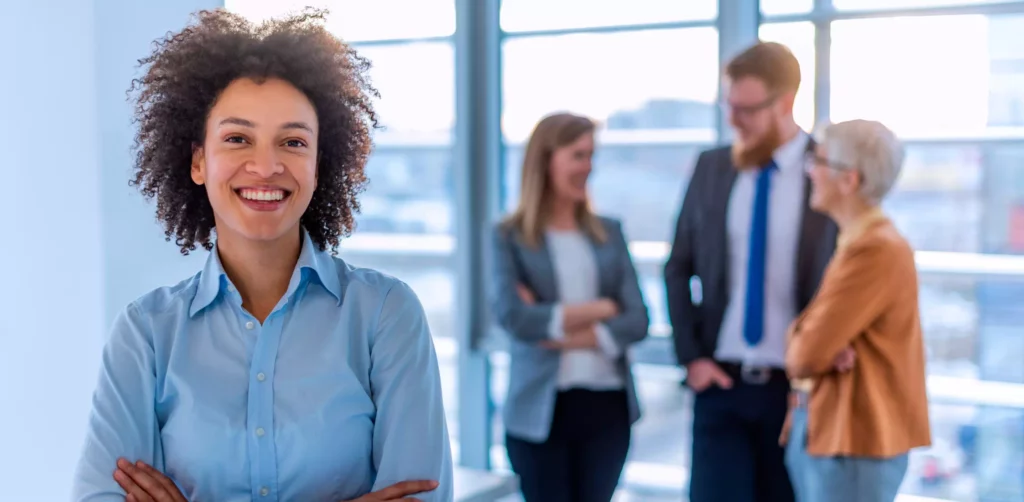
72, 231, 453, 501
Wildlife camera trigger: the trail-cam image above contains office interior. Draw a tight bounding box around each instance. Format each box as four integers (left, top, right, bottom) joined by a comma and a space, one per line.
2, 0, 1024, 500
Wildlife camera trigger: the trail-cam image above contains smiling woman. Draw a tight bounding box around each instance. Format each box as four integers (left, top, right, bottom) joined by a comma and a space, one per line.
72, 8, 453, 502
128, 9, 375, 256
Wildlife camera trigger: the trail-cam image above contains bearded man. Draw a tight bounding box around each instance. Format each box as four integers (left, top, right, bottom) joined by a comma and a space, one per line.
664, 41, 838, 502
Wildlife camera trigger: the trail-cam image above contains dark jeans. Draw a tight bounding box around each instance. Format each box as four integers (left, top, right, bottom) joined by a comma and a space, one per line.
506, 389, 631, 502
689, 377, 794, 502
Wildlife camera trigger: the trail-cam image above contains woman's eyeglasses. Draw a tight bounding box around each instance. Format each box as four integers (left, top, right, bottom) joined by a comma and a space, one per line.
803, 152, 853, 174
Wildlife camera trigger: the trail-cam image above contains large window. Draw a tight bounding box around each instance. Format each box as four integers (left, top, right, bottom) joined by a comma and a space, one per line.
761, 0, 814, 15
501, 27, 718, 237
831, 15, 1005, 138
499, 0, 716, 32
229, 0, 455, 41
833, 0, 1010, 10
758, 21, 816, 130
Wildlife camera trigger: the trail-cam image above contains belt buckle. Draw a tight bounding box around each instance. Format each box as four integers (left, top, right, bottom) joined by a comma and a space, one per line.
740, 364, 772, 385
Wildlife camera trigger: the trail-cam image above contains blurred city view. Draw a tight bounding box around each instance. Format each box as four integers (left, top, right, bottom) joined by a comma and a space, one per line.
227, 2, 1024, 500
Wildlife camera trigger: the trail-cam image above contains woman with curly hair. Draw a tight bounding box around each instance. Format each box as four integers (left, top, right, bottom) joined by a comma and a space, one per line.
72, 9, 452, 502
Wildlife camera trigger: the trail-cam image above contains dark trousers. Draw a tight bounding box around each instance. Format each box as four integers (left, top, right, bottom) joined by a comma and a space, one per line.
689, 376, 794, 502
506, 389, 631, 502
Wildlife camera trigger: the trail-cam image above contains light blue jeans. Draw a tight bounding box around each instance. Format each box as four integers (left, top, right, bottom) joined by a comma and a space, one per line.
785, 407, 909, 502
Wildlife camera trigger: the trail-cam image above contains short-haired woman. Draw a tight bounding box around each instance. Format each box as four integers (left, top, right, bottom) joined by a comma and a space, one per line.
783, 119, 931, 502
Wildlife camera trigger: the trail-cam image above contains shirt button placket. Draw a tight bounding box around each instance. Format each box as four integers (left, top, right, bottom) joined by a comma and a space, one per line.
249, 316, 278, 501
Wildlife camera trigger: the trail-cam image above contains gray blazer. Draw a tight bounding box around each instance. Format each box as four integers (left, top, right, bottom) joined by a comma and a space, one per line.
664, 144, 838, 368
490, 216, 650, 442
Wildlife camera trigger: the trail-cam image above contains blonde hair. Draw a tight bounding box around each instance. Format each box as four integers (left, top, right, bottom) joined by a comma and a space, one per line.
504, 112, 606, 248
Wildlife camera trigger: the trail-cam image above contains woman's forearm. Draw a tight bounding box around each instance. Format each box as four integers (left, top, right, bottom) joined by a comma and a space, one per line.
561, 299, 617, 332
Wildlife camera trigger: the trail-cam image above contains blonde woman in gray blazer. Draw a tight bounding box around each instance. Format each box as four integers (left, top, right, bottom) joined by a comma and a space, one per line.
490, 112, 650, 502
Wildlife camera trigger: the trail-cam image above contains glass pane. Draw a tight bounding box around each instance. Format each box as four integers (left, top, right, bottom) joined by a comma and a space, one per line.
834, 0, 1009, 11
357, 42, 455, 136
758, 22, 816, 131
225, 0, 455, 41
917, 276, 1024, 384
886, 144, 1024, 254
355, 147, 454, 235
500, 0, 716, 32
761, 0, 814, 16
831, 14, 1024, 138
502, 28, 719, 142
910, 403, 1024, 500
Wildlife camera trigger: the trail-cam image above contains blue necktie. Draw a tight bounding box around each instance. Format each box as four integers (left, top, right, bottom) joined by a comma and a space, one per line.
743, 160, 776, 347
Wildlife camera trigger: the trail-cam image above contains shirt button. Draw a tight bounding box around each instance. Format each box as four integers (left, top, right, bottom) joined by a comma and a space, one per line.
245, 321, 255, 330
260, 487, 269, 496
257, 372, 266, 382
256, 427, 265, 437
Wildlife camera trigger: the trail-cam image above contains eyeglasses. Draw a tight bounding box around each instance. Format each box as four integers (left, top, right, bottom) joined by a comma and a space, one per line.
720, 95, 778, 118
803, 152, 854, 174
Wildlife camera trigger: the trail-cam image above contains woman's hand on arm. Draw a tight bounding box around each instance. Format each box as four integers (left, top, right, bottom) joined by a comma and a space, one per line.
561, 299, 618, 331
540, 324, 599, 350
517, 283, 617, 331
113, 460, 186, 502
343, 481, 439, 502
832, 346, 856, 373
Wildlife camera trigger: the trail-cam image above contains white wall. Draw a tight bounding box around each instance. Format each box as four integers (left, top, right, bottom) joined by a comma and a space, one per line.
95, 0, 219, 326
0, 0, 218, 499
0, 0, 103, 498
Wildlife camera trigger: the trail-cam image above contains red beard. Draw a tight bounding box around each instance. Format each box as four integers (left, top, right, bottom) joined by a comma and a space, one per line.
731, 121, 784, 170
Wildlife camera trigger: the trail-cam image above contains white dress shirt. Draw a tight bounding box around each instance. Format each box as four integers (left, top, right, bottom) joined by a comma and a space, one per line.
545, 229, 625, 390
714, 132, 809, 368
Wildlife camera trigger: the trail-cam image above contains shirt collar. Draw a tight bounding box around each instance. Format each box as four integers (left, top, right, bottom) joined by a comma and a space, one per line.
772, 130, 810, 173
837, 207, 888, 250
189, 229, 342, 317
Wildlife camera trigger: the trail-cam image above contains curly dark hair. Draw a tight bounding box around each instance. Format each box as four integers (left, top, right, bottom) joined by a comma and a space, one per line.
128, 8, 378, 255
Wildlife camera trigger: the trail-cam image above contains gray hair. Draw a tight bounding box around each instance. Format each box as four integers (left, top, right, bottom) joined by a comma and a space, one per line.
815, 120, 905, 204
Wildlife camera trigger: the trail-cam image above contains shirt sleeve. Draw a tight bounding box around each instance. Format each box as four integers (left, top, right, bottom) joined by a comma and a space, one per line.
72, 303, 165, 502
369, 280, 454, 502
489, 225, 557, 342
546, 304, 566, 340
601, 221, 650, 352
594, 323, 622, 359
787, 243, 896, 378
